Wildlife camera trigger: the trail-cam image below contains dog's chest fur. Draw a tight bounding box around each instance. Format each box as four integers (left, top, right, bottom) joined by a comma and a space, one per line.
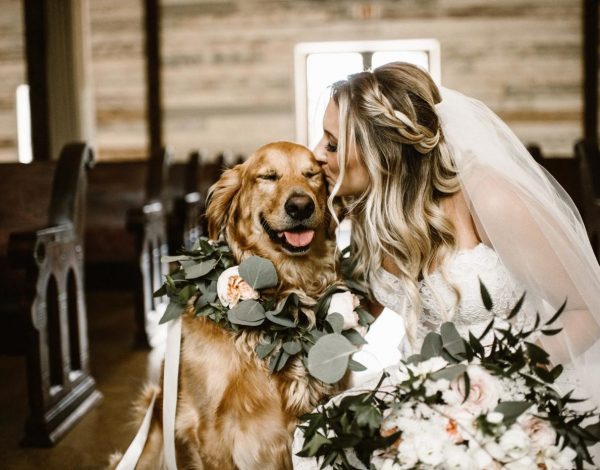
175, 313, 331, 469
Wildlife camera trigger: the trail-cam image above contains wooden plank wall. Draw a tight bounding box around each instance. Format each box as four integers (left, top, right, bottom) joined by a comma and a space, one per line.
160, 0, 582, 161
0, 0, 25, 163
0, 0, 584, 162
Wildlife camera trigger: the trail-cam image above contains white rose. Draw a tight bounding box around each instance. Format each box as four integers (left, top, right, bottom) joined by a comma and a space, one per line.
499, 427, 530, 460
443, 365, 500, 414
327, 291, 360, 330
216, 266, 259, 307
518, 415, 556, 450
467, 441, 495, 469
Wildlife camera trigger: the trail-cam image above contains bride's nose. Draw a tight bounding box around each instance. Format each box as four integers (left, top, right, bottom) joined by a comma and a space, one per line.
313, 141, 327, 164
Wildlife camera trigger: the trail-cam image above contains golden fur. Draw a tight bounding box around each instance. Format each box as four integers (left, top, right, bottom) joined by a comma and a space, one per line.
111, 142, 342, 469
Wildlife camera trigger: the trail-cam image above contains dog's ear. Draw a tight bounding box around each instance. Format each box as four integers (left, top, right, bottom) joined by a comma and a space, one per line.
206, 165, 243, 240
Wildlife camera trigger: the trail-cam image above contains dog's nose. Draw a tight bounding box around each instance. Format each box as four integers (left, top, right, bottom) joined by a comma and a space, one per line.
285, 195, 315, 220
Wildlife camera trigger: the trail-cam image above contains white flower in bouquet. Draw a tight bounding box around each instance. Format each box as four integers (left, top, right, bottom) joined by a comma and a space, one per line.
503, 455, 537, 470
538, 445, 577, 470
518, 414, 556, 450
467, 440, 496, 469
327, 291, 360, 330
216, 266, 259, 307
443, 365, 500, 414
408, 356, 448, 376
442, 405, 477, 442
424, 377, 450, 397
395, 439, 419, 468
499, 426, 531, 460
443, 444, 475, 470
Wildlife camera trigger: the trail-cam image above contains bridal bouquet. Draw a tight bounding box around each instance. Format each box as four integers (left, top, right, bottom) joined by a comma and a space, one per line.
154, 236, 373, 383
297, 286, 600, 469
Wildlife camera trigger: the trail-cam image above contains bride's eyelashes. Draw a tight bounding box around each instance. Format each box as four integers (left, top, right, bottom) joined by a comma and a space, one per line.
326, 142, 337, 153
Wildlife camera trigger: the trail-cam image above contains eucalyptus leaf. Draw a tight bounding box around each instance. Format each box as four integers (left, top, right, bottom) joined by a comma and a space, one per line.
256, 341, 277, 359
184, 259, 217, 279
307, 334, 356, 384
238, 256, 278, 289
178, 284, 197, 304
276, 351, 291, 372
161, 254, 190, 263
326, 313, 344, 334
441, 322, 467, 358
356, 307, 375, 326
343, 329, 368, 346
227, 300, 265, 326
283, 340, 302, 355
153, 284, 167, 298
421, 332, 443, 359
159, 301, 185, 324
348, 358, 367, 372
494, 401, 533, 426
195, 290, 217, 309
297, 433, 332, 458
265, 310, 297, 327
429, 364, 467, 382
406, 354, 425, 364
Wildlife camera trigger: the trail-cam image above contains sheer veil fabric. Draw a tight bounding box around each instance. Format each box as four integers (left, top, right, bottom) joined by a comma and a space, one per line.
437, 87, 600, 409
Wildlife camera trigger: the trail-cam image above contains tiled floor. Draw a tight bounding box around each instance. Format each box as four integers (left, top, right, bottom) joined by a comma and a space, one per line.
0, 292, 157, 470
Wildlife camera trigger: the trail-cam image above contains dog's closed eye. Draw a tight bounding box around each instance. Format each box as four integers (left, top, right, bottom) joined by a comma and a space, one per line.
258, 172, 279, 181
304, 171, 321, 178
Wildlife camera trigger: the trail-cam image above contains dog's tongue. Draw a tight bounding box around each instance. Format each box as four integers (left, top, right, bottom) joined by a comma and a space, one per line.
283, 230, 315, 248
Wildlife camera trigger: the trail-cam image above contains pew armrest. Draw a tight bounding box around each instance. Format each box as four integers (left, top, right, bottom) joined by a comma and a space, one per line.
7, 224, 76, 269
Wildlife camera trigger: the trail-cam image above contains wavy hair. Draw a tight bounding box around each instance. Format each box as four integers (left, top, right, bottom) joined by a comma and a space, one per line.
329, 62, 461, 345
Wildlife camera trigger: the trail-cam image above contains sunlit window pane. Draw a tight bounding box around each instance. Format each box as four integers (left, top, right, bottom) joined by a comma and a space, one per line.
306, 52, 363, 150
16, 84, 32, 164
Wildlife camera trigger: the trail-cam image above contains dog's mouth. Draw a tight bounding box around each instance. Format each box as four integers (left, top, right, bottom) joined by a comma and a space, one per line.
260, 215, 316, 254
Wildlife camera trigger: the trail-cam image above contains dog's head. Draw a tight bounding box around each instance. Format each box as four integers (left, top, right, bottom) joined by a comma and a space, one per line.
206, 141, 337, 292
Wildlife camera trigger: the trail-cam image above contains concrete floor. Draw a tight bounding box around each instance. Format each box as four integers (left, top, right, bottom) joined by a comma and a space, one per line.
0, 292, 157, 470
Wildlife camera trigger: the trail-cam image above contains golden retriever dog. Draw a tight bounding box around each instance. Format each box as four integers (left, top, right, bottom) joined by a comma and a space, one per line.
112, 142, 342, 469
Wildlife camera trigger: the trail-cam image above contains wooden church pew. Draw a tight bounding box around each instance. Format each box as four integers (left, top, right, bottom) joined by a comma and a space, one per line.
575, 140, 600, 258
0, 142, 101, 446
527, 144, 584, 214
86, 151, 169, 348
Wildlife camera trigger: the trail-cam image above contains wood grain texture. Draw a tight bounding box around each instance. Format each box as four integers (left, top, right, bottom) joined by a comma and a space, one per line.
0, 0, 586, 162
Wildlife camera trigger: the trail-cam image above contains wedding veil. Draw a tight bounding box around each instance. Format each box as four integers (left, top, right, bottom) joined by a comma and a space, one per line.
436, 87, 600, 408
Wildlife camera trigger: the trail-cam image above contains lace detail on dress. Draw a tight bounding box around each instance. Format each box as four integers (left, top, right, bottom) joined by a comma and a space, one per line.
371, 244, 536, 353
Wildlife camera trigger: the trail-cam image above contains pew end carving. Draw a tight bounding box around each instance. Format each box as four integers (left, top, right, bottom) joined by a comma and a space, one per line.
0, 142, 102, 447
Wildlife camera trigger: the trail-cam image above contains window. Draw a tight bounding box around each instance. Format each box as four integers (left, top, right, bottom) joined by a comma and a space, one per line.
294, 39, 441, 149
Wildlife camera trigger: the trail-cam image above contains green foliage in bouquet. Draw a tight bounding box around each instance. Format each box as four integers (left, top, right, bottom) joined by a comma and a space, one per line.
153, 237, 374, 384
298, 282, 600, 469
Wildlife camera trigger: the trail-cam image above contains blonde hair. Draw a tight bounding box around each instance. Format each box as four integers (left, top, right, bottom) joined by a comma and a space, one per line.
330, 62, 461, 345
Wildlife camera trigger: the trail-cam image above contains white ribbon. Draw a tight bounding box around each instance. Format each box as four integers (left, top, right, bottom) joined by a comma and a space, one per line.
115, 392, 157, 470
162, 316, 182, 469
116, 315, 182, 469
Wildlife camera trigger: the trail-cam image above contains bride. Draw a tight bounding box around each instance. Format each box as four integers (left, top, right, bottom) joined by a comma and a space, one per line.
293, 62, 600, 468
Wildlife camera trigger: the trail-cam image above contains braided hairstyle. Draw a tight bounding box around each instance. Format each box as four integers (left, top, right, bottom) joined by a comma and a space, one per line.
330, 62, 461, 345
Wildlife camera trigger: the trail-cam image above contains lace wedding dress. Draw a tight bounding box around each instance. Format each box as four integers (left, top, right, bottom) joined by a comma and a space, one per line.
291, 243, 558, 469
